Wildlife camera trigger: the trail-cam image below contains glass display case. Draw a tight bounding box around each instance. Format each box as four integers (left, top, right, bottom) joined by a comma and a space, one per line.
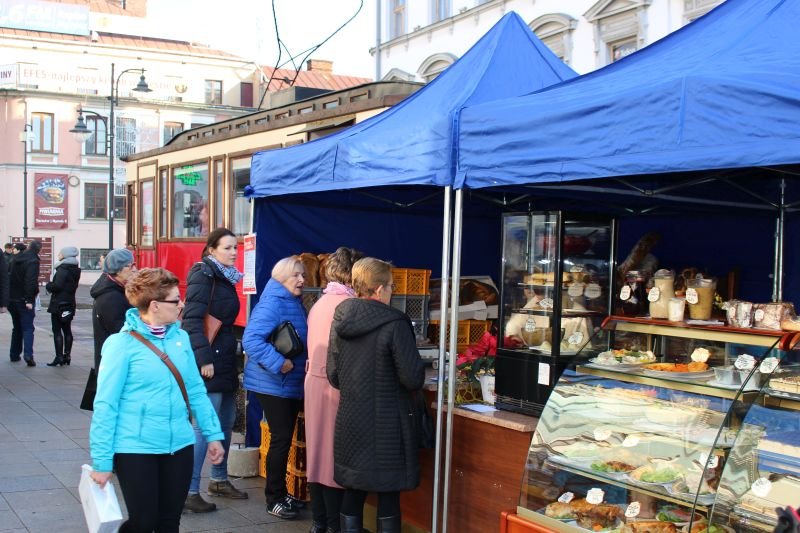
516, 316, 798, 532
496, 212, 615, 415
710, 358, 800, 532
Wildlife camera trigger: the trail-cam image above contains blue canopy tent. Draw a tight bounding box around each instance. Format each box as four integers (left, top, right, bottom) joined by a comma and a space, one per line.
457, 0, 800, 302
246, 13, 576, 531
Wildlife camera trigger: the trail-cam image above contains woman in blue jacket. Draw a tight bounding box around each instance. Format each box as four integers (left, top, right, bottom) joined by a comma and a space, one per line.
243, 256, 308, 520
89, 268, 224, 533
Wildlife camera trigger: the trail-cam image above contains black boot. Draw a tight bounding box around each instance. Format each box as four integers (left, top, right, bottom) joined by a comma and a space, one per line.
340, 514, 362, 533
376, 515, 401, 533
309, 522, 327, 533
64, 354, 71, 366
47, 356, 66, 367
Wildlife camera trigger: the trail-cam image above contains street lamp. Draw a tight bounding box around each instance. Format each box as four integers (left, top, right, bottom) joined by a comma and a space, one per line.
70, 62, 151, 249
19, 123, 33, 238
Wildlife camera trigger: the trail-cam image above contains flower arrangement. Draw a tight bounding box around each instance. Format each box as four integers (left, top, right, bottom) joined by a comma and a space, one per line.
456, 331, 497, 385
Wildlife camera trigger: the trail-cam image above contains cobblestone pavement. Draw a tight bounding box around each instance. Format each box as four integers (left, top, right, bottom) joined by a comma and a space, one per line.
0, 284, 313, 532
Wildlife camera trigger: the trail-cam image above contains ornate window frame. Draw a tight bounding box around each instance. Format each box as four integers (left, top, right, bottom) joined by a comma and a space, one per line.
529, 13, 578, 64
418, 52, 457, 82
585, 0, 652, 66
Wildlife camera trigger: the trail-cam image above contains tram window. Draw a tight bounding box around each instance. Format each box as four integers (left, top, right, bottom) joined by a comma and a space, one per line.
159, 169, 168, 238
214, 159, 223, 227
173, 162, 210, 238
140, 181, 154, 247
231, 157, 251, 236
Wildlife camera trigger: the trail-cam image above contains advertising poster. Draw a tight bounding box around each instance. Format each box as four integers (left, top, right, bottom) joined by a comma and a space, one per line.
243, 233, 257, 295
34, 173, 68, 229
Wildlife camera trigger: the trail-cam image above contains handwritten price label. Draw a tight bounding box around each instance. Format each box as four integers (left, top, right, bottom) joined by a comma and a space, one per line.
619, 285, 632, 301
751, 477, 772, 498
568, 283, 585, 297
539, 298, 554, 309
622, 435, 640, 448
585, 283, 602, 299
686, 288, 699, 305
586, 488, 605, 505
568, 332, 584, 346
700, 451, 720, 469
648, 287, 661, 302
625, 502, 641, 518
735, 354, 756, 370
558, 492, 575, 504
760, 357, 779, 374
594, 428, 612, 441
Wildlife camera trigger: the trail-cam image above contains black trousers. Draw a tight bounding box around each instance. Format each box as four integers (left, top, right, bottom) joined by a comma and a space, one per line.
310, 482, 344, 530
50, 312, 73, 359
114, 445, 193, 533
256, 393, 302, 506
341, 488, 401, 519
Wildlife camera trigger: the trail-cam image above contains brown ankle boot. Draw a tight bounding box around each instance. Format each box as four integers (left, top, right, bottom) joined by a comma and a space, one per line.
183, 493, 216, 513
208, 479, 248, 499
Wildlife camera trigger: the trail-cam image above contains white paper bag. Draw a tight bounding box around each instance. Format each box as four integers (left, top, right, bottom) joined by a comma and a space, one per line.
79, 464, 124, 533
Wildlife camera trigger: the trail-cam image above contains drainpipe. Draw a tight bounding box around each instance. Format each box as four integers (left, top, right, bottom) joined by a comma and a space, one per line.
375, 0, 382, 80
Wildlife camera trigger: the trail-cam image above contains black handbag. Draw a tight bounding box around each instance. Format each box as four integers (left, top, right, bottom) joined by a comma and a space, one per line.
412, 390, 435, 449
268, 321, 304, 359
79, 367, 98, 411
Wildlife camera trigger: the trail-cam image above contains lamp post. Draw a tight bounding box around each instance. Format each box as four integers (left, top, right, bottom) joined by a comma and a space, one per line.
70, 62, 151, 249
20, 123, 32, 238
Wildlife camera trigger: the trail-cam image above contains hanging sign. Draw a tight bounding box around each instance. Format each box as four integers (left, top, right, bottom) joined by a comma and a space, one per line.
242, 233, 257, 295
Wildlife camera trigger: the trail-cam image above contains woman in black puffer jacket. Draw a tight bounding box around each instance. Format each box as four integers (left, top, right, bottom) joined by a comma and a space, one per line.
181, 228, 247, 513
45, 246, 81, 367
327, 257, 425, 533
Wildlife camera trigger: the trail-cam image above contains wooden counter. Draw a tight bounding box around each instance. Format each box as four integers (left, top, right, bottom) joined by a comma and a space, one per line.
395, 396, 538, 533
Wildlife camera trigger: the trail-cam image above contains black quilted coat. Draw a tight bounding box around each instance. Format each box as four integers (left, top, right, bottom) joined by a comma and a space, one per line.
327, 298, 425, 492
182, 258, 240, 393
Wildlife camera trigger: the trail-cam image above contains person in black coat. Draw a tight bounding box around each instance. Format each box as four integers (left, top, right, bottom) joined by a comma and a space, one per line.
0, 252, 9, 313
327, 257, 425, 533
45, 247, 82, 367
182, 228, 247, 513
90, 248, 135, 370
8, 240, 41, 366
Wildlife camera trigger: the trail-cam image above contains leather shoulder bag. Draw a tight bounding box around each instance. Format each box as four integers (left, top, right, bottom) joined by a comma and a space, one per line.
268, 321, 304, 359
128, 331, 192, 422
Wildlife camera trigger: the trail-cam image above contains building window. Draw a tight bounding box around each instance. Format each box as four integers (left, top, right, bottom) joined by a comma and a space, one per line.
240, 82, 253, 107
114, 187, 126, 220
173, 162, 210, 238
231, 157, 251, 236
322, 99, 339, 109
391, 0, 406, 39
431, 0, 450, 23
116, 117, 137, 158
530, 13, 577, 63
610, 39, 637, 62
84, 183, 107, 219
684, 0, 723, 22
205, 80, 223, 105
80, 248, 106, 271
84, 115, 107, 156
31, 112, 54, 153
163, 121, 183, 144
418, 53, 457, 82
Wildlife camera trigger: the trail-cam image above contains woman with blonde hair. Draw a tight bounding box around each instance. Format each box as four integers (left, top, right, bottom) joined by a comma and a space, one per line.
305, 247, 363, 533
243, 256, 308, 520
327, 257, 425, 533
89, 268, 224, 533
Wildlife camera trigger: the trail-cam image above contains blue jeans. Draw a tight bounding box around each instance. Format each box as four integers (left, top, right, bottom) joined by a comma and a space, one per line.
189, 391, 235, 494
9, 300, 35, 360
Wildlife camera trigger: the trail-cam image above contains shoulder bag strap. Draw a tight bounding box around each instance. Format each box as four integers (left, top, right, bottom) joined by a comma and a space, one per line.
206, 276, 216, 316
128, 330, 192, 421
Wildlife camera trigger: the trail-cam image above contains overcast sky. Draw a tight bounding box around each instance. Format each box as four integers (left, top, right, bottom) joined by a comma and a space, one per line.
149, 0, 376, 79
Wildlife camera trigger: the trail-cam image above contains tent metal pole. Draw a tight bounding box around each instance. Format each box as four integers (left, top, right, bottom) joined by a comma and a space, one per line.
432, 186, 452, 533
773, 178, 786, 302
442, 189, 463, 533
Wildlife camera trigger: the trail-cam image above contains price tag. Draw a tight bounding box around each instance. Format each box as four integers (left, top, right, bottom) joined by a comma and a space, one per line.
686, 288, 699, 304
537, 362, 550, 386
568, 283, 585, 297
567, 332, 584, 346
585, 283, 602, 299
754, 309, 765, 322
735, 354, 756, 371
622, 435, 640, 447
570, 265, 584, 273
699, 451, 720, 469
648, 287, 661, 302
586, 488, 605, 505
558, 492, 575, 504
751, 477, 772, 498
594, 428, 612, 441
619, 285, 632, 301
524, 318, 537, 332
625, 502, 641, 518
760, 357, 780, 374
539, 298, 554, 309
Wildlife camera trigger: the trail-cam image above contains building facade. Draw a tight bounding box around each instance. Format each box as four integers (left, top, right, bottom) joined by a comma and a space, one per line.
373, 0, 724, 81
0, 0, 368, 284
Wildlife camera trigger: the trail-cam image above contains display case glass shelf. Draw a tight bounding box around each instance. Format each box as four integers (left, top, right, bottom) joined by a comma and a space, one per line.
517, 316, 798, 532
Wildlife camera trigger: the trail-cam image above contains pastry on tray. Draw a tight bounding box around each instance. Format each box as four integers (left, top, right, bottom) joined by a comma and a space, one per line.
623, 522, 677, 533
